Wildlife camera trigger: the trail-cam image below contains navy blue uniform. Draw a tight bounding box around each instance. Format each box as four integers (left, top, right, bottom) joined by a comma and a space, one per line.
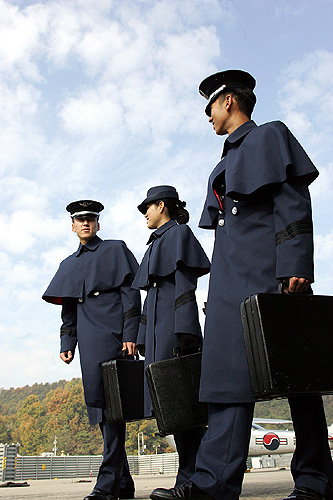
132, 219, 210, 484
199, 120, 317, 403
190, 121, 333, 500
43, 235, 141, 497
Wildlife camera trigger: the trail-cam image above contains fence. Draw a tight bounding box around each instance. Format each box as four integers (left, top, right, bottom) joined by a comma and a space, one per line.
0, 444, 179, 481
5, 444, 327, 482
0, 444, 19, 482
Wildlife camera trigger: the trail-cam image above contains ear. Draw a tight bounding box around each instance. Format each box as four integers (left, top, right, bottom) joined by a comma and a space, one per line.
225, 94, 232, 109
159, 201, 165, 213
71, 221, 76, 233
97, 221, 100, 232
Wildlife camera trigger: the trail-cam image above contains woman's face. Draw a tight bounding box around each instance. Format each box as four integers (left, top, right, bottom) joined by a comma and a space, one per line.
145, 202, 168, 229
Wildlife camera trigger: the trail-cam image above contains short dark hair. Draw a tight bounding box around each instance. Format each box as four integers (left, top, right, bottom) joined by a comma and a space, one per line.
155, 198, 189, 224
218, 86, 256, 118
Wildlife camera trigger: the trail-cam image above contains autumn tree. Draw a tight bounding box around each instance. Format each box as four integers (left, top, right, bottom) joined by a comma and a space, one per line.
17, 395, 47, 455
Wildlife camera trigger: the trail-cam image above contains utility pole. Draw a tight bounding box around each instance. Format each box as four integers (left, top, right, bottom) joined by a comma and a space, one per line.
52, 435, 57, 456
137, 432, 144, 456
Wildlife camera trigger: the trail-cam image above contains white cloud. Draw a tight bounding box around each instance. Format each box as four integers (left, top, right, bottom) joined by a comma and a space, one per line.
0, 1, 47, 82
315, 230, 333, 262
58, 84, 123, 137
278, 50, 333, 159
310, 163, 333, 201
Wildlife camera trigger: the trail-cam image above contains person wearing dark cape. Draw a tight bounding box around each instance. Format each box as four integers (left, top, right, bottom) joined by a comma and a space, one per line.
150, 72, 333, 500
42, 200, 141, 500
132, 185, 210, 487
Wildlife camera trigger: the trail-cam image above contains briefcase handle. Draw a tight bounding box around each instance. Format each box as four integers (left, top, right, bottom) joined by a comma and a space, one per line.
172, 334, 202, 358
278, 279, 313, 295
122, 349, 139, 360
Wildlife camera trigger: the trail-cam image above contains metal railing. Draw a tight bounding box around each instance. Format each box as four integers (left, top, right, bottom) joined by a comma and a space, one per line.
1, 445, 179, 481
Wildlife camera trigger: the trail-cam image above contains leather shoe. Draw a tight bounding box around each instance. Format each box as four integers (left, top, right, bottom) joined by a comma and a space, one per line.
283, 487, 327, 500
150, 482, 213, 500
83, 488, 117, 500
119, 488, 135, 499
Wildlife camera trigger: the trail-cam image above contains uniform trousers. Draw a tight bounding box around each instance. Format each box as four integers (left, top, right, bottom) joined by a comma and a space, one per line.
95, 420, 134, 497
174, 427, 206, 486
191, 396, 333, 500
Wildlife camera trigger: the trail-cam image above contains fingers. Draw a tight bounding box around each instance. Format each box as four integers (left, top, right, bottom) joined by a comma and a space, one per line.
287, 277, 311, 294
60, 351, 73, 364
123, 342, 136, 356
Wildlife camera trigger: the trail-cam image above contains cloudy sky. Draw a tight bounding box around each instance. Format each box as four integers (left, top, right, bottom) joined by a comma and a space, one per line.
1, 0, 332, 390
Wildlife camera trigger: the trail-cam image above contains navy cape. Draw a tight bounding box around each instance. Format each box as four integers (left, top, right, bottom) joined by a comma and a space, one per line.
42, 236, 140, 421
199, 120, 319, 229
43, 237, 139, 304
132, 220, 210, 415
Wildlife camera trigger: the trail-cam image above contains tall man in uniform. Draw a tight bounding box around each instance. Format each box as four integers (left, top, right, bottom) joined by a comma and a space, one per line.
43, 200, 141, 500
150, 71, 333, 500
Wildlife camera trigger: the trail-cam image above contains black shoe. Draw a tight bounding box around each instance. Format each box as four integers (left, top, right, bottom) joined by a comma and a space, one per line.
283, 487, 327, 500
83, 488, 118, 500
150, 482, 213, 500
119, 488, 135, 499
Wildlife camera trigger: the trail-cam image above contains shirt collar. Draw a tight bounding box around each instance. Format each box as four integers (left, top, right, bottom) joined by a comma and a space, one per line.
75, 235, 102, 256
146, 219, 177, 245
222, 120, 257, 157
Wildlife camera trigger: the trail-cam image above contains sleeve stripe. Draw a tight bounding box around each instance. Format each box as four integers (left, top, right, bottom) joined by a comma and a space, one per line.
175, 290, 196, 310
275, 219, 313, 246
140, 314, 147, 326
123, 307, 141, 322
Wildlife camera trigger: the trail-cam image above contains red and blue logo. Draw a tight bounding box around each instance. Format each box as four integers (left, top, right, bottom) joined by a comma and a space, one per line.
263, 432, 280, 451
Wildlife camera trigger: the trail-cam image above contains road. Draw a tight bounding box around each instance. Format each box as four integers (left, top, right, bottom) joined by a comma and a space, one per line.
0, 468, 294, 499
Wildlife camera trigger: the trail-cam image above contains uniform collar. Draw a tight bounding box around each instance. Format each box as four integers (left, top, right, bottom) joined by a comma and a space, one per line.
75, 235, 103, 256
222, 120, 257, 157
146, 219, 177, 245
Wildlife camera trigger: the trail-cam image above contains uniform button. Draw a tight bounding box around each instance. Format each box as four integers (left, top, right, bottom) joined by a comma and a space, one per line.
231, 207, 238, 215
94, 291, 100, 296
219, 210, 222, 215
78, 298, 83, 303
153, 282, 157, 287
218, 219, 225, 227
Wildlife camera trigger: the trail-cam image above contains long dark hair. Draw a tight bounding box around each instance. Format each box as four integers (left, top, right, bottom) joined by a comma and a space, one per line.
156, 197, 189, 224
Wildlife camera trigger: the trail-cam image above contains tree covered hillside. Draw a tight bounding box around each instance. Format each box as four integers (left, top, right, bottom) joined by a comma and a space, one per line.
1, 379, 332, 455
0, 378, 171, 456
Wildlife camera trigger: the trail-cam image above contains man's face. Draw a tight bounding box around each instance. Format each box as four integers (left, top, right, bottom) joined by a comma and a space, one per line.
209, 96, 229, 136
72, 215, 99, 244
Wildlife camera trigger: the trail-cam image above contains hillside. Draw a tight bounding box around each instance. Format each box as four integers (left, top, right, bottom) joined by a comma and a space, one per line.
0, 379, 170, 456
1, 380, 332, 455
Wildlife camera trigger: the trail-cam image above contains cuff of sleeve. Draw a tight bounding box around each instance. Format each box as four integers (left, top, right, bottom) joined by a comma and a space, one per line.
60, 337, 77, 354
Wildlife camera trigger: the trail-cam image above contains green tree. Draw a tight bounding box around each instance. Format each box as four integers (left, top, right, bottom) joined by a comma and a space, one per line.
125, 419, 173, 455
0, 415, 13, 443
16, 395, 48, 454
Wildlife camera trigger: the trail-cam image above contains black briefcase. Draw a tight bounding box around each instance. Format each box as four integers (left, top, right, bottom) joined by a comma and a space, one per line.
102, 359, 146, 424
145, 353, 208, 436
241, 293, 333, 401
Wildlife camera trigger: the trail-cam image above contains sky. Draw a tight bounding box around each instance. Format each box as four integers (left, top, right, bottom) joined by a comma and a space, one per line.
0, 0, 332, 390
